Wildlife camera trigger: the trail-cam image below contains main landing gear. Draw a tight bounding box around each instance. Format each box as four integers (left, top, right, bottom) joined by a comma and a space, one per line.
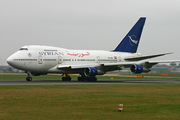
61, 74, 97, 82
78, 76, 97, 82
26, 72, 32, 81
62, 74, 71, 81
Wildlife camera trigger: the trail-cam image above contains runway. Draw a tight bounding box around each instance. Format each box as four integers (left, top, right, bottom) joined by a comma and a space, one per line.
0, 79, 180, 85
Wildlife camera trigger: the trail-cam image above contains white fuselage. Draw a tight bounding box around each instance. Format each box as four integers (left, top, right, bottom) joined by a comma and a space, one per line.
7, 45, 141, 74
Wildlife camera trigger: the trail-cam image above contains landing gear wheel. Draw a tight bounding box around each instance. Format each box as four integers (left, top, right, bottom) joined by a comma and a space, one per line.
92, 77, 97, 81
26, 72, 32, 81
26, 77, 32, 81
78, 77, 87, 81
78, 77, 81, 81
77, 76, 97, 82
62, 77, 65, 81
86, 77, 97, 82
62, 75, 71, 81
68, 77, 71, 81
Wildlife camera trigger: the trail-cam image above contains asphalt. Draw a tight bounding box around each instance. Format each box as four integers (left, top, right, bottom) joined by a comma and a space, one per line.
0, 79, 180, 85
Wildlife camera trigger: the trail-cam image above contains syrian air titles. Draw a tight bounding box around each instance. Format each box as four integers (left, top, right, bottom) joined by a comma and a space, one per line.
66, 51, 90, 57
39, 51, 64, 56
39, 51, 90, 57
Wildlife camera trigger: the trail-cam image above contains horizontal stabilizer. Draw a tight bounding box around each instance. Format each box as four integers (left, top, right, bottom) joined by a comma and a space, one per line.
124, 53, 172, 61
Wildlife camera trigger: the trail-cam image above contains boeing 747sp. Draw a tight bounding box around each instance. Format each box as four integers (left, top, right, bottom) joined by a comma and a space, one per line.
6, 17, 179, 81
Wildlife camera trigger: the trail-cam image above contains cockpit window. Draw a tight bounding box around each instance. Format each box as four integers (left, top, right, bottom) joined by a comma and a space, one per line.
19, 48, 28, 50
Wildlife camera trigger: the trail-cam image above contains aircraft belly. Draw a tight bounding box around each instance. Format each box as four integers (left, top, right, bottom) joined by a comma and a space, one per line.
47, 67, 83, 74
22, 62, 40, 72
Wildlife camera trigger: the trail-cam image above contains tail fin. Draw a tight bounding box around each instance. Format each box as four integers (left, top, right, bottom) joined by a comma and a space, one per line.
113, 17, 146, 53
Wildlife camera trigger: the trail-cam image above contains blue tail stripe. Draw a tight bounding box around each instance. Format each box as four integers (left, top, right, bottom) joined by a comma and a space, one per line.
113, 17, 146, 53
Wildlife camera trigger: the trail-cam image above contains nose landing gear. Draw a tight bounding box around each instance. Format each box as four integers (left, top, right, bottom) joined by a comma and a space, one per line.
26, 76, 32, 81
26, 72, 32, 81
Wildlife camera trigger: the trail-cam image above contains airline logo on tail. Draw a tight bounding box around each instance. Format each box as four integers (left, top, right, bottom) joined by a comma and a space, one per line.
128, 35, 138, 46
113, 18, 145, 53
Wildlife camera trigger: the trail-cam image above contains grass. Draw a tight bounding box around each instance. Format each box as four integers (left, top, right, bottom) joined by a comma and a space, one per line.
0, 73, 180, 119
0, 84, 180, 120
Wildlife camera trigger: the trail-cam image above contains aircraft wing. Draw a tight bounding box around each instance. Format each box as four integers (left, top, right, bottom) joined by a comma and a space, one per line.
142, 60, 180, 67
124, 53, 172, 61
57, 63, 99, 69
57, 62, 141, 72
146, 60, 180, 64
57, 60, 180, 71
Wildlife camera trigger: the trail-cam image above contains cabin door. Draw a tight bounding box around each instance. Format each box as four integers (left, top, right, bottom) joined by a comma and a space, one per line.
117, 56, 122, 62
38, 56, 43, 64
96, 56, 100, 64
58, 56, 62, 64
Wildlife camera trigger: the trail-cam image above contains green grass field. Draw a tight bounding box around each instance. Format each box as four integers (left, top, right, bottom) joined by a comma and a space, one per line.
0, 73, 180, 120
0, 84, 180, 120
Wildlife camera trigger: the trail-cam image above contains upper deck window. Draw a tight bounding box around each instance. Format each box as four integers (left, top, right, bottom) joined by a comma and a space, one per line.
44, 49, 57, 51
19, 48, 28, 50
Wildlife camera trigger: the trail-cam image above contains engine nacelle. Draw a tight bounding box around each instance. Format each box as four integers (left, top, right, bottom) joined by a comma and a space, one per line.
31, 72, 47, 76
130, 64, 150, 74
84, 67, 104, 77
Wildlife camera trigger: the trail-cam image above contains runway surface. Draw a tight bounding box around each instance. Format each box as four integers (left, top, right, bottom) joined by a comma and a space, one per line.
0, 79, 180, 85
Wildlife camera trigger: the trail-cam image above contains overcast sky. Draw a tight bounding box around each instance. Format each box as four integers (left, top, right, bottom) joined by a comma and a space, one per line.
1, 0, 180, 64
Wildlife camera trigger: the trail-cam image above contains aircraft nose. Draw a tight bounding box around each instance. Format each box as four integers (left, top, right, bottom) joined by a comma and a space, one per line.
6, 55, 13, 66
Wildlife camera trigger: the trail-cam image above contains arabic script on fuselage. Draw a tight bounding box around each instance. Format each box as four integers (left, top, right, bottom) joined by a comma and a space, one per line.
66, 51, 90, 57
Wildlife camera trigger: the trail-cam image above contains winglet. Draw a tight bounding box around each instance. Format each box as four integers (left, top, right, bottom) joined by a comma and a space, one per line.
113, 17, 146, 53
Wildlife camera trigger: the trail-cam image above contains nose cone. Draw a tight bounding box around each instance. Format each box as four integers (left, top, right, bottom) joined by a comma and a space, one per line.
7, 55, 13, 66
6, 51, 25, 70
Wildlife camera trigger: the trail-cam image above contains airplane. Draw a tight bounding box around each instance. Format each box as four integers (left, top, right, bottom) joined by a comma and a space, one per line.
6, 17, 180, 81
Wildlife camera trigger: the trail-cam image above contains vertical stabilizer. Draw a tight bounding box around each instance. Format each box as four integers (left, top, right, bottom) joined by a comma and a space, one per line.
113, 17, 146, 53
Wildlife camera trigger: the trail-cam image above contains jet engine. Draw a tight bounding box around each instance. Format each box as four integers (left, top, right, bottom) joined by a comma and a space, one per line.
130, 64, 150, 74
84, 67, 104, 77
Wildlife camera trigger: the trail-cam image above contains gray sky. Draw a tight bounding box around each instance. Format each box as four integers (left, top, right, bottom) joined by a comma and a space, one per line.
1, 0, 180, 63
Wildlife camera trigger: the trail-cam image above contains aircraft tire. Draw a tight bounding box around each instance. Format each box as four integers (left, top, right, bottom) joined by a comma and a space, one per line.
68, 77, 71, 81
93, 77, 97, 81
26, 77, 32, 81
62, 77, 71, 81
83, 78, 87, 81
78, 77, 81, 81
87, 77, 91, 82
86, 77, 97, 82
78, 77, 87, 81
